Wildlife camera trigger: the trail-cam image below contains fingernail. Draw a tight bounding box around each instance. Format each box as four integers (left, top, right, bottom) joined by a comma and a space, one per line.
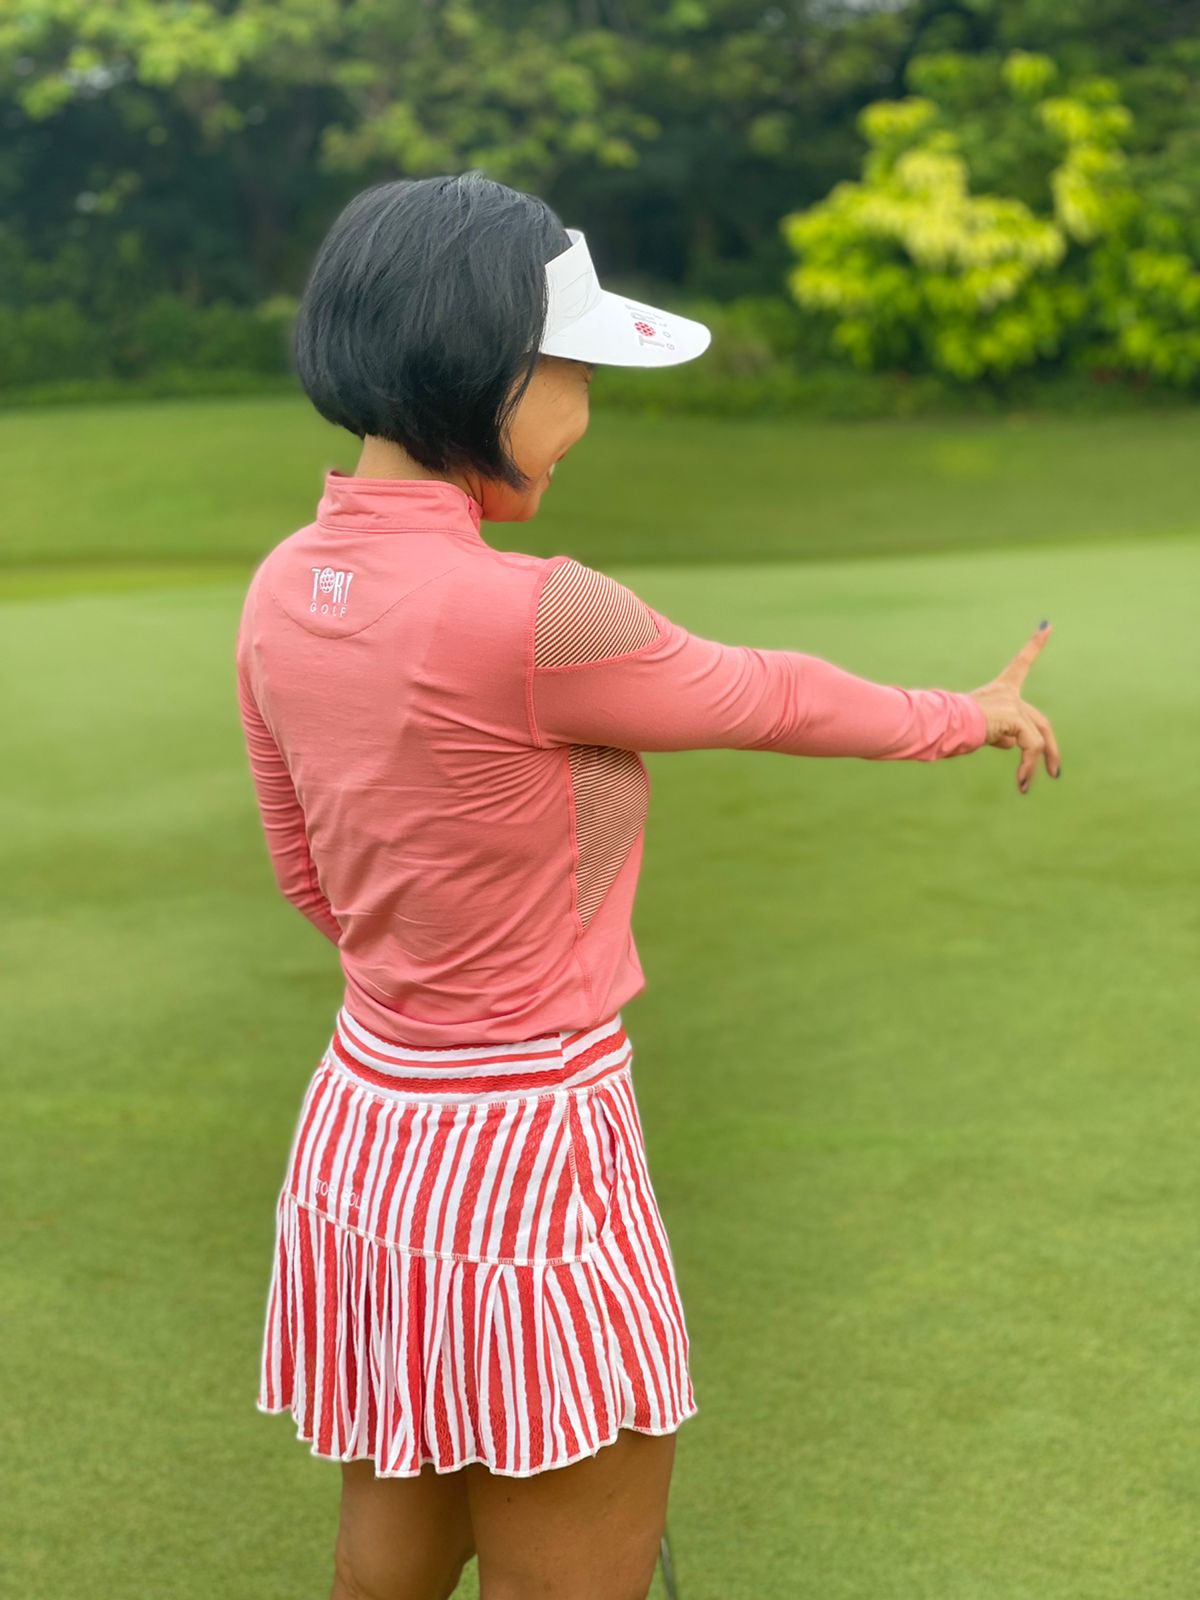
1038, 619, 1050, 630
1053, 763, 1061, 779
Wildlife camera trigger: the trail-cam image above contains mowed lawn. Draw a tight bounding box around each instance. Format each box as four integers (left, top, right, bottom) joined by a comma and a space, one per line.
2, 395, 1198, 1599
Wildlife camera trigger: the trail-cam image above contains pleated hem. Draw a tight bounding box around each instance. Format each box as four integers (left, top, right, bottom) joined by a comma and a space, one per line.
257, 1182, 698, 1479
253, 1397, 700, 1479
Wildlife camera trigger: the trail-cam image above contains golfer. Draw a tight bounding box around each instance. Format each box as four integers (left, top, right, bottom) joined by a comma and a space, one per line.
235, 171, 1059, 1600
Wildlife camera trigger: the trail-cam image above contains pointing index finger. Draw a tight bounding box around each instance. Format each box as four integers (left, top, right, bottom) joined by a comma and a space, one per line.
1000, 620, 1052, 689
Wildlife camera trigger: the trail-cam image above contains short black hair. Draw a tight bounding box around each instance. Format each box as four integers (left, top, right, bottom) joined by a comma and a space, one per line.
293, 171, 572, 492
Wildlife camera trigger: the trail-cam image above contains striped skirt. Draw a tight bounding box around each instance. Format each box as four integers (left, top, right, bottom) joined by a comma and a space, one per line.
255, 1006, 699, 1477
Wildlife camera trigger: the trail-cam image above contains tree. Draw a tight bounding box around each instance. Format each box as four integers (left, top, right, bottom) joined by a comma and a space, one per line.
781, 51, 1200, 386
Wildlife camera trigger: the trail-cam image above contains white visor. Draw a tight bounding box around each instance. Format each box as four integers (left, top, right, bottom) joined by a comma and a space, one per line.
538, 227, 712, 368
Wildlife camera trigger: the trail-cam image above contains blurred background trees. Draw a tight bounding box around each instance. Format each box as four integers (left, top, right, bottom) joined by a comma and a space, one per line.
784, 53, 1200, 386
1, 0, 1197, 405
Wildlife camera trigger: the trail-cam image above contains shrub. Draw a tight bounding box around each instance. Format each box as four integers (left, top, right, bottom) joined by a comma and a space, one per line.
780, 54, 1200, 391
0, 294, 297, 392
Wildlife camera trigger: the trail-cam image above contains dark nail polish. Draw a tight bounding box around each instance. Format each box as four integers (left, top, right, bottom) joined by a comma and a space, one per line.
1038, 619, 1050, 630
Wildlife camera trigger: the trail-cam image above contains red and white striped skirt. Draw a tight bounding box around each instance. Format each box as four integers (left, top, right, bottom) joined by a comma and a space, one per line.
255, 1005, 698, 1477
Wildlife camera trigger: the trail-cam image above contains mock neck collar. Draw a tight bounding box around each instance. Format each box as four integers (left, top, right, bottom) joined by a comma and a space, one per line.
316, 470, 486, 543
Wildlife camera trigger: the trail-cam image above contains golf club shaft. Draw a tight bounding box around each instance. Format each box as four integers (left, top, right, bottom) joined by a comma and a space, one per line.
660, 1526, 680, 1600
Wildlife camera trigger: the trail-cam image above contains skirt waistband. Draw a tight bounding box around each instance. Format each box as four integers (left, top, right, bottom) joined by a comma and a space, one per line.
325, 1005, 632, 1103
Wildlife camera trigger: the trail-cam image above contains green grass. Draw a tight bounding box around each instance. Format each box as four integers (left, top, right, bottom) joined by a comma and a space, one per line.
2, 393, 1198, 583
3, 396, 1199, 1598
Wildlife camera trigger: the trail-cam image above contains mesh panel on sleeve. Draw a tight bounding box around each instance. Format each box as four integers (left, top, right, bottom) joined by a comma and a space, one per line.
534, 557, 660, 669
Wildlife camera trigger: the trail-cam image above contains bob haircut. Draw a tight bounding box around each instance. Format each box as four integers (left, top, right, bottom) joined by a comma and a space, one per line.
293, 170, 571, 493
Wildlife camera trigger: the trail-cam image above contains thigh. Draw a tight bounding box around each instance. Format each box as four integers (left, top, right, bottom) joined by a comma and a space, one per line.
467, 1427, 677, 1600
331, 1460, 475, 1600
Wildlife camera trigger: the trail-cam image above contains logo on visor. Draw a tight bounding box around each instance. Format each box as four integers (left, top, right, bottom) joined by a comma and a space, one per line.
626, 303, 676, 352
310, 565, 355, 616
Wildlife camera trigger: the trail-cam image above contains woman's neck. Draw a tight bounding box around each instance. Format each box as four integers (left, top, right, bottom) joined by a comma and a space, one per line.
354, 437, 476, 501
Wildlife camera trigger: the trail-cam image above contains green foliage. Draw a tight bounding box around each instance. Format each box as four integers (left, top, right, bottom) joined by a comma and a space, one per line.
0, 0, 909, 324
783, 119, 1072, 379
0, 292, 295, 388
2, 2, 1198, 403
4, 285, 1197, 421
781, 51, 1200, 389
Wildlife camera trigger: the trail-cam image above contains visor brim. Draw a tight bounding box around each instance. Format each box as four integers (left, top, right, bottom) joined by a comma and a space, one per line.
539, 287, 711, 368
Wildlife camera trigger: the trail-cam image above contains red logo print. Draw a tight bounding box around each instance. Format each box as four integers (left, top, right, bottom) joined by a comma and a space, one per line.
634, 320, 656, 337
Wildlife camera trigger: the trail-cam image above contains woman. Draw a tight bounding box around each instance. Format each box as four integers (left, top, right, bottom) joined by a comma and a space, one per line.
235, 171, 1059, 1600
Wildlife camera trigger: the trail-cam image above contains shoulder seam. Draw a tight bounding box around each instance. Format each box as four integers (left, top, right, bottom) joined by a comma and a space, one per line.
525, 554, 574, 747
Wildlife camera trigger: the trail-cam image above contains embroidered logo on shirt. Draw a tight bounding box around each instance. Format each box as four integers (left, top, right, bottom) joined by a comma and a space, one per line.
310, 565, 355, 617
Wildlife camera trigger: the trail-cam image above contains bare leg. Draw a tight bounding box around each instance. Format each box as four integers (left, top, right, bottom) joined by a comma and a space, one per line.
329, 1459, 476, 1600
467, 1427, 678, 1600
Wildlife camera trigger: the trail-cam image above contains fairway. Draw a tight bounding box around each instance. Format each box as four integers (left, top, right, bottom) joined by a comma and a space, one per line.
3, 399, 1199, 1598
3, 394, 1200, 584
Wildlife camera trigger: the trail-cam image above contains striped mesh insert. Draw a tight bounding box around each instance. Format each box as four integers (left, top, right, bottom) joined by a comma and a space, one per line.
567, 743, 649, 927
534, 557, 660, 668
535, 558, 657, 928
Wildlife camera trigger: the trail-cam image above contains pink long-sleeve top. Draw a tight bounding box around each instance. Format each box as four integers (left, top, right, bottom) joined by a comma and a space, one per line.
234, 471, 988, 1046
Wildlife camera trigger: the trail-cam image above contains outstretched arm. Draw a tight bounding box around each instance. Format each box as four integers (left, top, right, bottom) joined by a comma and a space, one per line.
235, 662, 342, 946
527, 557, 988, 760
